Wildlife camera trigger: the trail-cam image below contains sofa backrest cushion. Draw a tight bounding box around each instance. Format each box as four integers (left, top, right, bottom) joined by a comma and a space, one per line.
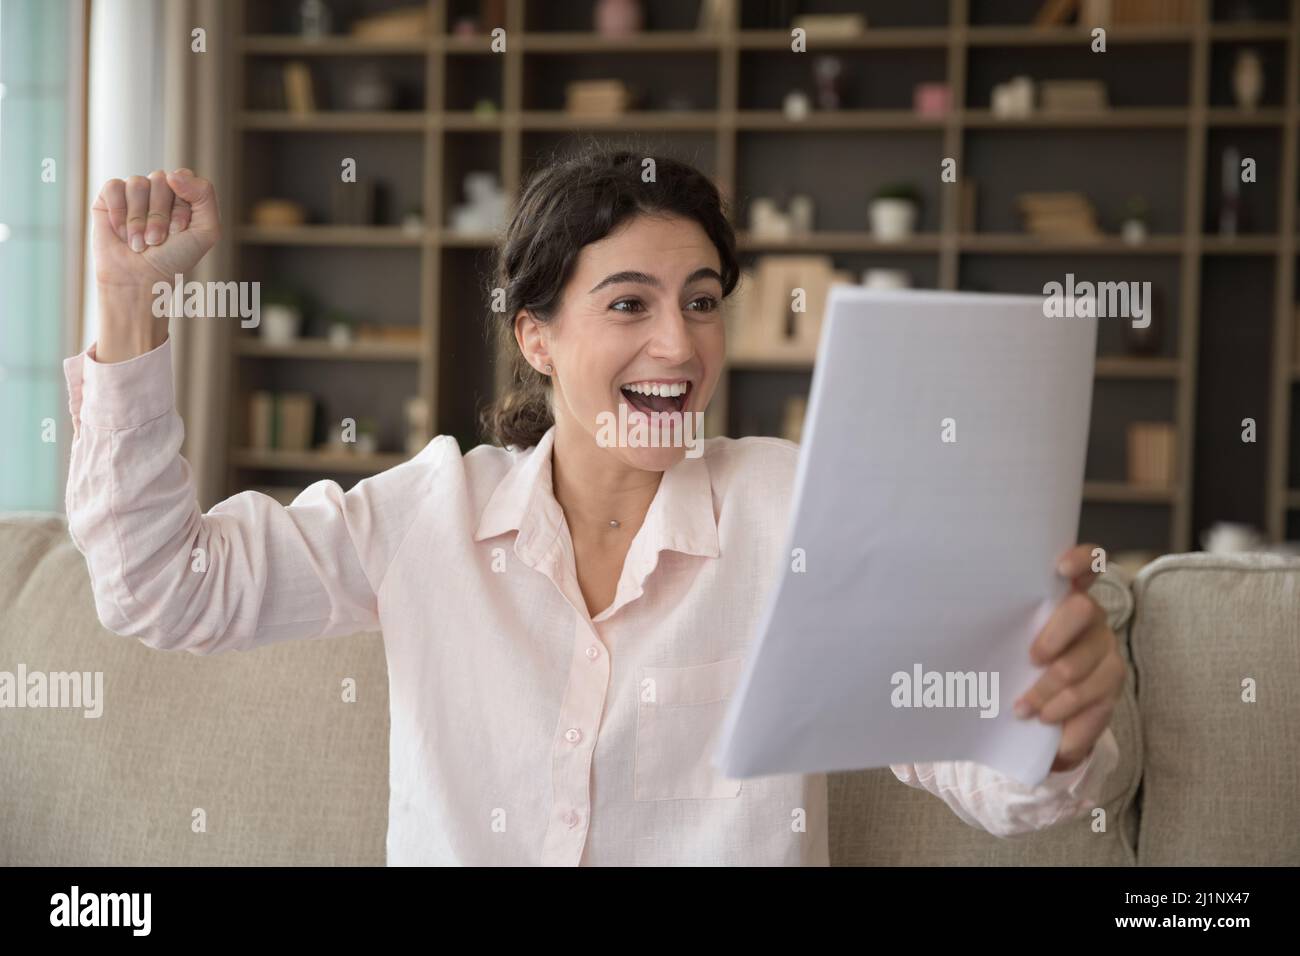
1129, 552, 1300, 865
0, 513, 389, 865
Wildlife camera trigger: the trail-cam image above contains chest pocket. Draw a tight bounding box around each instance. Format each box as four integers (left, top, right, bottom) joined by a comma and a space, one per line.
634, 657, 744, 801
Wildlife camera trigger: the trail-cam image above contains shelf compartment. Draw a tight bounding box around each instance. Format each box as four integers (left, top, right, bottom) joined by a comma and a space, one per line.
959, 234, 1184, 254
736, 110, 946, 130
1200, 234, 1281, 253
238, 111, 426, 131
240, 36, 430, 56
962, 108, 1187, 128
736, 231, 943, 252
235, 339, 423, 361
1084, 481, 1179, 503
236, 226, 426, 246
736, 28, 950, 49
517, 110, 720, 130
1094, 357, 1181, 378
520, 32, 722, 52
740, 46, 947, 112
965, 26, 1194, 46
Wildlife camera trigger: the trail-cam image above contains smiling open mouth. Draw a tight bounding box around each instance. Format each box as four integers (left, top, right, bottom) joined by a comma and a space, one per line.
620, 381, 692, 416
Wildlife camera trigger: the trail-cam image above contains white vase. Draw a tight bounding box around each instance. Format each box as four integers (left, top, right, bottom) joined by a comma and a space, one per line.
869, 199, 918, 242
783, 90, 810, 121
1233, 49, 1264, 110
992, 75, 1035, 118
788, 194, 814, 234
862, 268, 911, 290
594, 0, 643, 37
261, 305, 300, 345
749, 197, 774, 228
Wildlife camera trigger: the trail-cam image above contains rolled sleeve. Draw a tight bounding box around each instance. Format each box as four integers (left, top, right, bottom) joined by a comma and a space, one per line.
890, 726, 1120, 837
64, 336, 175, 435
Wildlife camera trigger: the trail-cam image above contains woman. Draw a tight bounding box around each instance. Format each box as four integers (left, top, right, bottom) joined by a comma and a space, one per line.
67, 147, 1124, 865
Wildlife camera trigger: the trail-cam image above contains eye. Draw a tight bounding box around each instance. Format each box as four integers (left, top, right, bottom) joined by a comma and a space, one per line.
611, 298, 644, 314
687, 296, 719, 313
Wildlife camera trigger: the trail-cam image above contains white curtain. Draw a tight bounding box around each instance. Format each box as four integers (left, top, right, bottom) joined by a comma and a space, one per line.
82, 0, 165, 351
82, 0, 231, 508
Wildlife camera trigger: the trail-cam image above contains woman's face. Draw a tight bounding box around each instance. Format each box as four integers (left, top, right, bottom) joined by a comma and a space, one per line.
516, 212, 726, 471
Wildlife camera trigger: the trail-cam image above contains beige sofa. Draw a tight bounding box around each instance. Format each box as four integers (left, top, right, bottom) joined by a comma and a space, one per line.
2, 512, 1296, 865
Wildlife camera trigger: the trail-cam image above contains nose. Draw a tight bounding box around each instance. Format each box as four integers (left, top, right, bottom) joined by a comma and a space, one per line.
646, 308, 695, 366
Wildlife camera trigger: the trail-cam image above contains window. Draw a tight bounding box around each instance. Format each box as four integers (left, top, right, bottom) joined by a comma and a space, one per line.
0, 0, 83, 511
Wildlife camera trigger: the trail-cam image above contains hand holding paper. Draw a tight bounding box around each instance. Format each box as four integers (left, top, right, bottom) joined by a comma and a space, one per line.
1019, 542, 1126, 773
714, 288, 1117, 787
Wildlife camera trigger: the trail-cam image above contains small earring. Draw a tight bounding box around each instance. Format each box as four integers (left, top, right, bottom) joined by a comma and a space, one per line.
543, 363, 553, 374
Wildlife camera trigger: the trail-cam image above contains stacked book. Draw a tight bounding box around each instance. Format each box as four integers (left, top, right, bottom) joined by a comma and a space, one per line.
1039, 80, 1108, 112
349, 6, 429, 39
249, 392, 315, 452
1105, 0, 1195, 25
565, 80, 633, 117
1016, 192, 1102, 240
1035, 0, 1194, 26
1127, 422, 1177, 487
282, 61, 315, 114
790, 13, 866, 38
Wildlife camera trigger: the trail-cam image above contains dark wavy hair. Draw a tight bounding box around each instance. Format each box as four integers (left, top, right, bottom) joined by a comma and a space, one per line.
481, 140, 741, 449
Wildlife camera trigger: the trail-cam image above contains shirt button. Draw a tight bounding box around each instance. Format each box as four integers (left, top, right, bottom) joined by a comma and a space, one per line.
564, 728, 582, 744
562, 809, 579, 828
585, 645, 600, 661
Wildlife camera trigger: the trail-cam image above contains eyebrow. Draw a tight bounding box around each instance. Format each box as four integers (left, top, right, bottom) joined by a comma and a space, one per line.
588, 267, 723, 295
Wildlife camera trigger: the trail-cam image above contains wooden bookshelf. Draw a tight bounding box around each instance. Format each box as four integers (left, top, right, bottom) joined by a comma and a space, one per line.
238, 35, 429, 55
238, 110, 429, 131
234, 339, 423, 361
960, 107, 1189, 128
735, 109, 947, 129
234, 225, 426, 246
736, 230, 944, 252
221, 0, 1300, 554
964, 24, 1195, 46
1201, 233, 1281, 253
957, 233, 1184, 254
1083, 481, 1181, 504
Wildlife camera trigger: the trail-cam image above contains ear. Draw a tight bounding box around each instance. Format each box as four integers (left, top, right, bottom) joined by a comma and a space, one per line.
514, 309, 551, 374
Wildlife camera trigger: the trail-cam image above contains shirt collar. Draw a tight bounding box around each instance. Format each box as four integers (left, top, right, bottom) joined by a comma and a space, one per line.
473, 425, 720, 571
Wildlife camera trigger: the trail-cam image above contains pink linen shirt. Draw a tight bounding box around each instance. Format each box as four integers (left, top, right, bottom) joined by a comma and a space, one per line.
63, 335, 1119, 866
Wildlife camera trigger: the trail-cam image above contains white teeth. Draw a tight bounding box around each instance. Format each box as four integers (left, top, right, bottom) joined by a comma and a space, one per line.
621, 381, 688, 398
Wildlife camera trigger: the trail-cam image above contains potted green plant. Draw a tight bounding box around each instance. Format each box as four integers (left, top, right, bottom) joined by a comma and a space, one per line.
869, 183, 921, 241
323, 308, 357, 348
1121, 195, 1149, 245
355, 417, 379, 456
401, 205, 424, 235
259, 285, 304, 345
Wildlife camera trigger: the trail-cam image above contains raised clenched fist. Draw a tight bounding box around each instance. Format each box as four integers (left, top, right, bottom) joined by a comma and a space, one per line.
91, 169, 222, 362
92, 168, 221, 288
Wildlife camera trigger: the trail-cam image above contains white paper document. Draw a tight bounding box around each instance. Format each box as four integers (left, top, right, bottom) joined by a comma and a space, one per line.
714, 288, 1098, 787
